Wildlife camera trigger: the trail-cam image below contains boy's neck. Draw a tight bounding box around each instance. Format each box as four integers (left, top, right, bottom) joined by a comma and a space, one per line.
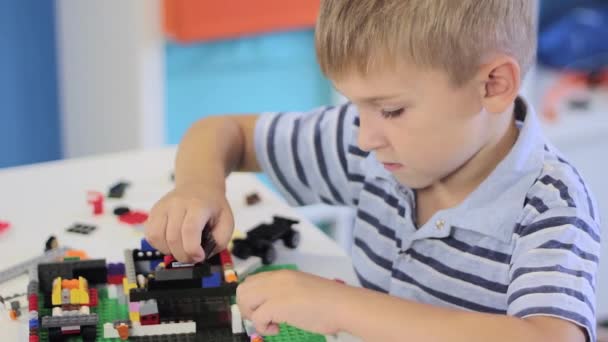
417, 104, 519, 223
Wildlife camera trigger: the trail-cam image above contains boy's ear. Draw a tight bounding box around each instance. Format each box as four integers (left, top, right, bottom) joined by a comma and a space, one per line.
476, 55, 521, 114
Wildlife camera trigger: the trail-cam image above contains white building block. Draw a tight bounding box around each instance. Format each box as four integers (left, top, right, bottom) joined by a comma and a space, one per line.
231, 304, 243, 334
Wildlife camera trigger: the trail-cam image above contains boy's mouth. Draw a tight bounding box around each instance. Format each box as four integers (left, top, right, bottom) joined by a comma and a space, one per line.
382, 162, 404, 172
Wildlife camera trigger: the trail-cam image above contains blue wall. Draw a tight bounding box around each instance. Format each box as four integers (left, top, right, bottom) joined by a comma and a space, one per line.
0, 1, 61, 168
165, 29, 332, 144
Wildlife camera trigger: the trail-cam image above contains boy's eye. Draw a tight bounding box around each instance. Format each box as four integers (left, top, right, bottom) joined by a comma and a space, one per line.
380, 108, 405, 119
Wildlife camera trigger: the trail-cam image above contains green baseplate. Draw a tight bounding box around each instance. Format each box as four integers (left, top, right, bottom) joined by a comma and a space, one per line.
37, 264, 325, 342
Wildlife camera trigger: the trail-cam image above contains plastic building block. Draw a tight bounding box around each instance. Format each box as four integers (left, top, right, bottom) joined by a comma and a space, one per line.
231, 304, 243, 334
245, 193, 261, 206
130, 311, 141, 322
130, 283, 238, 302
264, 324, 325, 342
232, 216, 300, 264
202, 272, 221, 288
64, 249, 88, 260
129, 334, 201, 342
114, 206, 131, 216
251, 334, 264, 342
219, 250, 233, 267
233, 257, 263, 279
195, 328, 250, 342
136, 260, 153, 274
155, 267, 196, 281
28, 294, 38, 311
66, 223, 97, 235
119, 211, 149, 225
104, 320, 196, 337
140, 313, 160, 326
140, 238, 156, 252
163, 255, 176, 266
41, 313, 98, 328
0, 220, 11, 234
38, 258, 107, 293
124, 249, 138, 284
249, 264, 298, 277
123, 277, 137, 295
44, 235, 59, 252
201, 225, 218, 258
108, 263, 126, 284
108, 181, 130, 199
28, 281, 39, 296
139, 299, 158, 316
107, 284, 118, 299
89, 288, 98, 307
224, 270, 238, 283
87, 191, 104, 215
0, 246, 68, 285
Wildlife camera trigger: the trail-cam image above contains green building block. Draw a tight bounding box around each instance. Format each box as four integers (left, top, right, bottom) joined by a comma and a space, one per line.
248, 264, 298, 276
265, 323, 326, 342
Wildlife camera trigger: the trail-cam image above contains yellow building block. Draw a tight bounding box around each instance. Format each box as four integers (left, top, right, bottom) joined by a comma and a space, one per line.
51, 277, 62, 305
123, 277, 137, 295
70, 289, 90, 305
79, 276, 89, 291
129, 311, 140, 323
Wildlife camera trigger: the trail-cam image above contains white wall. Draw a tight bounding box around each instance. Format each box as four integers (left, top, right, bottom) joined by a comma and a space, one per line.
55, 0, 165, 158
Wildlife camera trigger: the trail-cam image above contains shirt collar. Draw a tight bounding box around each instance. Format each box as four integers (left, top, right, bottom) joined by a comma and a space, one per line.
362, 97, 546, 242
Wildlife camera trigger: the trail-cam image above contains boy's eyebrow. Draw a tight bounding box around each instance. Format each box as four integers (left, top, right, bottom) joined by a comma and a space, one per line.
359, 94, 402, 103
337, 91, 404, 104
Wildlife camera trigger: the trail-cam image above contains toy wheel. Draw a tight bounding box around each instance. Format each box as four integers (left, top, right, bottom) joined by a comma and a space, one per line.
283, 229, 300, 249
231, 239, 252, 259
259, 241, 277, 265
81, 325, 97, 342
48, 327, 63, 342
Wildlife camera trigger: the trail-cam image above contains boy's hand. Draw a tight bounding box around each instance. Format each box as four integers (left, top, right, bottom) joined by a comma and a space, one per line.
144, 182, 234, 263
236, 269, 347, 336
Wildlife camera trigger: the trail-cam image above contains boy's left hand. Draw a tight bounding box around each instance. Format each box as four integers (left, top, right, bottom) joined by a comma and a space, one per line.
236, 269, 348, 336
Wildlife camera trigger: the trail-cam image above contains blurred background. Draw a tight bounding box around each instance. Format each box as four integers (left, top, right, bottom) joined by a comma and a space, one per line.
0, 0, 607, 326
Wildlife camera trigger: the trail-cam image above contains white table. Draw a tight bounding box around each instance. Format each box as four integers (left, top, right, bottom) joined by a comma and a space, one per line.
0, 147, 359, 341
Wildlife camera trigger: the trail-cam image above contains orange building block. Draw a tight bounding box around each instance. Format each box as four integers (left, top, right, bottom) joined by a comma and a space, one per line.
164, 0, 321, 43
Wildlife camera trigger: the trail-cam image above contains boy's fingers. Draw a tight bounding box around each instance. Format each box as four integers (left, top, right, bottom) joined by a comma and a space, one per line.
236, 277, 270, 320
181, 206, 208, 262
251, 301, 281, 336
211, 204, 235, 251
165, 206, 188, 262
144, 210, 170, 255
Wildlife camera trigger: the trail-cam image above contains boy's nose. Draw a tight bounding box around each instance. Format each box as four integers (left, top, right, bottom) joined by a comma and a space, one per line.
356, 115, 386, 152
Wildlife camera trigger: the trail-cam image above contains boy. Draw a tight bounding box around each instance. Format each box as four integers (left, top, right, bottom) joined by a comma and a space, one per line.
145, 1, 600, 341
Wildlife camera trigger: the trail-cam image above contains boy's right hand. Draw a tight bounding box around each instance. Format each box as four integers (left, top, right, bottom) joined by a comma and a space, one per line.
144, 183, 234, 263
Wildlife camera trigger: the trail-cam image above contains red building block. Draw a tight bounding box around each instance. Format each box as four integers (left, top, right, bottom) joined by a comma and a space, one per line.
0, 220, 11, 234
119, 211, 148, 225
107, 274, 124, 285
140, 313, 160, 326
88, 288, 98, 307
163, 255, 175, 267
87, 191, 104, 215
28, 294, 38, 311
219, 249, 233, 266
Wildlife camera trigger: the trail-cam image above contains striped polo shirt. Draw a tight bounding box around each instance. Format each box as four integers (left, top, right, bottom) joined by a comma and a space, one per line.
254, 97, 601, 341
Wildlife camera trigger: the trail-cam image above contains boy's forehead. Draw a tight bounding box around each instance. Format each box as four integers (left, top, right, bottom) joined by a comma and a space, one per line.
331, 62, 440, 102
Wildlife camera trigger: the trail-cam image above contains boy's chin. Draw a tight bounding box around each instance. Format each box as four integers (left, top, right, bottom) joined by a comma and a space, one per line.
393, 174, 435, 191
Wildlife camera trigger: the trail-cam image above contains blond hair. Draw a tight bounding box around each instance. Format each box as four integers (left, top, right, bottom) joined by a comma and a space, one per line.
315, 0, 537, 86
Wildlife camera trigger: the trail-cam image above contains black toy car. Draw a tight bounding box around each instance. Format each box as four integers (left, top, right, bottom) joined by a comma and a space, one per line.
231, 216, 300, 264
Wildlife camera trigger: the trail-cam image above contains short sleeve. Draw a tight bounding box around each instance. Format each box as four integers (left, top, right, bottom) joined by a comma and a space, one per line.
509, 208, 600, 341
254, 103, 368, 207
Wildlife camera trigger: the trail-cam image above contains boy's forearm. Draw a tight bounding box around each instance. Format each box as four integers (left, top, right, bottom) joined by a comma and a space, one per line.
174, 116, 248, 191
334, 286, 578, 342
